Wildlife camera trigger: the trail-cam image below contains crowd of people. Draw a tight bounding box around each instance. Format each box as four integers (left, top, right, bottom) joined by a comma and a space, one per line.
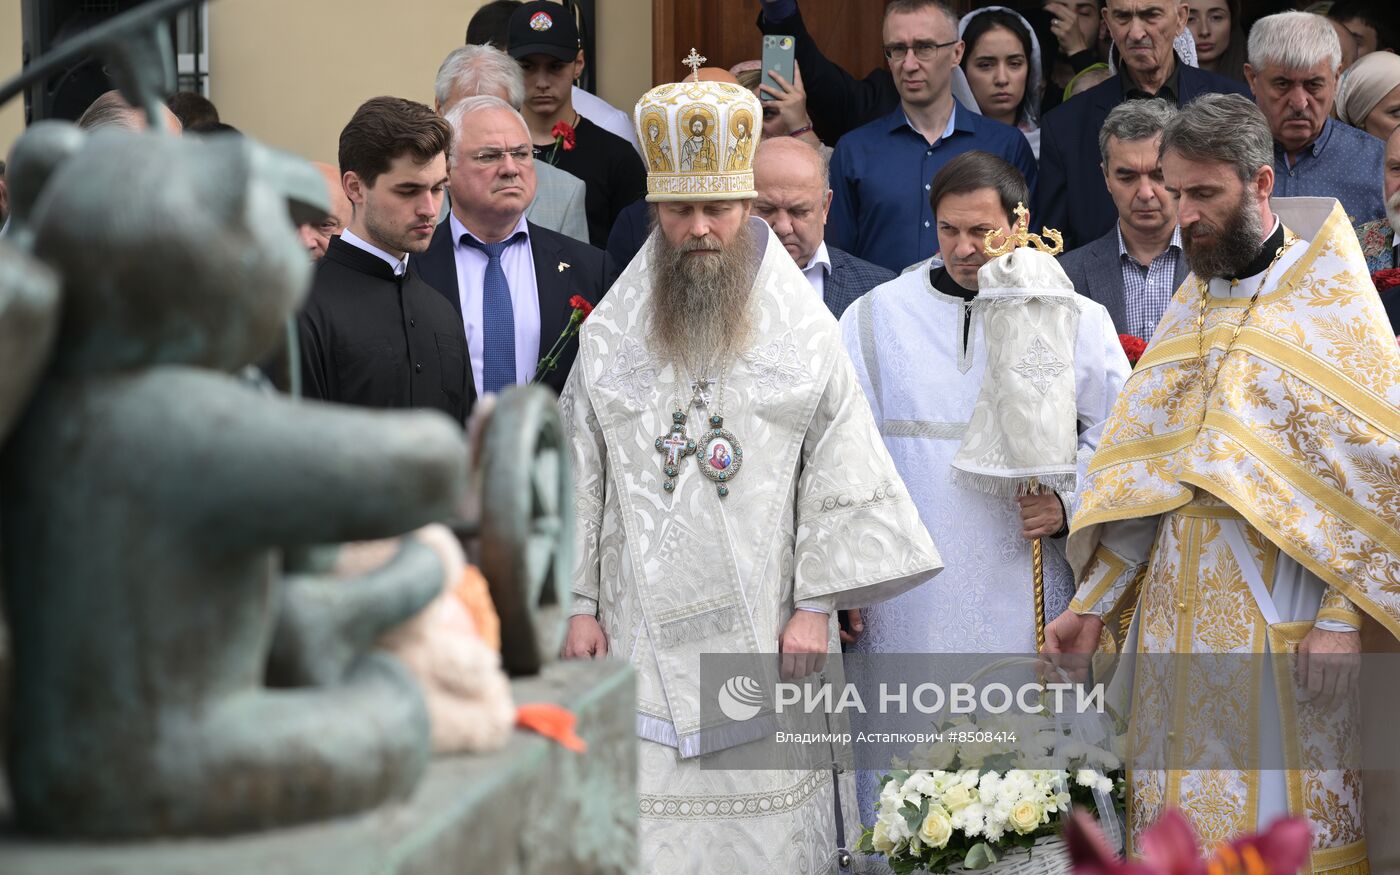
11, 0, 1400, 872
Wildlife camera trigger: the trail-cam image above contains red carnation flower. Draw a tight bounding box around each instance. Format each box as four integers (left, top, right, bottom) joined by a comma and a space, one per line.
1118, 333, 1147, 366
1373, 268, 1400, 293
551, 120, 576, 151
532, 294, 594, 382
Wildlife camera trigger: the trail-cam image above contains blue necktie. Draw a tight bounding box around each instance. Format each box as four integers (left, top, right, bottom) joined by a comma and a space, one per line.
464, 234, 516, 394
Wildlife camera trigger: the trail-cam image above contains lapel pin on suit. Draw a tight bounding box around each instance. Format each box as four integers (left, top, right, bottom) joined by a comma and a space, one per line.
558, 261, 570, 272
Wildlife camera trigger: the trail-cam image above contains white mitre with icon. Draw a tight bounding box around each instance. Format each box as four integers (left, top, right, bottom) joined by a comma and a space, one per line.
634, 48, 759, 202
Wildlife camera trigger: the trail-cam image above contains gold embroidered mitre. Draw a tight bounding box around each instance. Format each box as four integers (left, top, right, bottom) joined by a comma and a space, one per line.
634, 76, 759, 202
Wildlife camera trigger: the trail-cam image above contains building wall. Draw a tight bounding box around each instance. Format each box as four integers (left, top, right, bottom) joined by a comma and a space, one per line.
0, 0, 23, 159
595, 0, 652, 125
0, 0, 652, 164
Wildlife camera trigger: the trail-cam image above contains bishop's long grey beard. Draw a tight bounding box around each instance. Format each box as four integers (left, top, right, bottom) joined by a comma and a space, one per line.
1387, 187, 1400, 238
648, 227, 758, 371
1180, 188, 1265, 281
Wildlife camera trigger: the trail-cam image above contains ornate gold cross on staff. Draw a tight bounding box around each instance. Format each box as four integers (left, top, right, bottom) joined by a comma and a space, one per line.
983, 203, 1064, 258
683, 47, 707, 81
978, 201, 1066, 653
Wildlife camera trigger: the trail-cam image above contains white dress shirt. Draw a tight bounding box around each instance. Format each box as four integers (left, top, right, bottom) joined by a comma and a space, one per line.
449, 212, 540, 394
341, 228, 406, 276
801, 240, 832, 298
572, 86, 641, 156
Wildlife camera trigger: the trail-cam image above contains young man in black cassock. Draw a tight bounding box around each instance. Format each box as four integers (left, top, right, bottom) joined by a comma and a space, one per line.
298, 96, 470, 423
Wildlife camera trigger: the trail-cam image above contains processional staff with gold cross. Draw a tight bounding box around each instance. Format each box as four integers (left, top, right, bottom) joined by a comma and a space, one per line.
948, 203, 1076, 653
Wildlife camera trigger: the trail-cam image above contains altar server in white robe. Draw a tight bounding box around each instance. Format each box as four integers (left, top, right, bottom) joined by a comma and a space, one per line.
561, 72, 943, 875
838, 151, 1129, 826
840, 151, 1129, 659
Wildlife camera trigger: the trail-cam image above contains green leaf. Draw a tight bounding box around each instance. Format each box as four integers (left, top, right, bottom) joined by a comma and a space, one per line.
857, 830, 874, 853
888, 769, 911, 787
963, 842, 1000, 870
901, 800, 923, 835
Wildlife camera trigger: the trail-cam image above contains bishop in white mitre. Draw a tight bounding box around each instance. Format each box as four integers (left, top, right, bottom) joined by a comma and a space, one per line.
560, 76, 942, 874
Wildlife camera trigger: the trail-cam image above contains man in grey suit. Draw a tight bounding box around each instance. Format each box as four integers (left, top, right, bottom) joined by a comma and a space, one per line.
752, 137, 894, 319
1058, 99, 1187, 342
434, 44, 589, 244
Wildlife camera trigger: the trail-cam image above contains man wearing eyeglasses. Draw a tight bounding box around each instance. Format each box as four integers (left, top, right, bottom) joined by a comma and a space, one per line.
416, 95, 613, 414
826, 0, 1038, 274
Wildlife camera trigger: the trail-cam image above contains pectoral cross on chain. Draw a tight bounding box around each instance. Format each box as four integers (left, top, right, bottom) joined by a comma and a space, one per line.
655, 410, 696, 493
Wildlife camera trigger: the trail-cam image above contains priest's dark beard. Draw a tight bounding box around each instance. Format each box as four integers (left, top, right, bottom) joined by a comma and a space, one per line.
648, 225, 758, 369
1180, 187, 1264, 280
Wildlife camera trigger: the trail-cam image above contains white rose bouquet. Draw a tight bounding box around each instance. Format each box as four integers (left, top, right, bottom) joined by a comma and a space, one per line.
857, 714, 1123, 873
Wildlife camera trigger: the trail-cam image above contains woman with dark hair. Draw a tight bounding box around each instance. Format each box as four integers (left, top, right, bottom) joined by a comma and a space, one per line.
1187, 0, 1248, 83
955, 7, 1043, 158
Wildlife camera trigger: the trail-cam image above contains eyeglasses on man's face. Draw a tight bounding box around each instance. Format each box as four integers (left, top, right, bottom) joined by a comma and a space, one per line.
472, 147, 534, 167
882, 39, 958, 62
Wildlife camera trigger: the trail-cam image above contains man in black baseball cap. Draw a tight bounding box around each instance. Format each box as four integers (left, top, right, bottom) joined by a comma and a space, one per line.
506, 0, 645, 248
506, 0, 580, 60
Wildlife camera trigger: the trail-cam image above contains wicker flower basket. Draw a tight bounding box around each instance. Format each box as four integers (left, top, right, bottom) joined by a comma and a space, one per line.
942, 835, 1071, 875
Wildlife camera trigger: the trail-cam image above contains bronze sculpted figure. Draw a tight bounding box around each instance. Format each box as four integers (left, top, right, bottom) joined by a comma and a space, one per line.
1, 129, 470, 837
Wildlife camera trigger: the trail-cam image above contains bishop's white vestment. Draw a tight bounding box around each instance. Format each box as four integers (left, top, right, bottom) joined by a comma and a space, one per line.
562, 218, 943, 874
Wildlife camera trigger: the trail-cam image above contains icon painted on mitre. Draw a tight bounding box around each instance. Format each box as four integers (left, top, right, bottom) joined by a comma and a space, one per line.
726, 108, 754, 171
530, 11, 553, 30
707, 439, 732, 471
641, 108, 673, 172
679, 108, 718, 172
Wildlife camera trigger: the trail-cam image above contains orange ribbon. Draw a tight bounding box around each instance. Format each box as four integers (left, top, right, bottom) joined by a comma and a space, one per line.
516, 703, 588, 753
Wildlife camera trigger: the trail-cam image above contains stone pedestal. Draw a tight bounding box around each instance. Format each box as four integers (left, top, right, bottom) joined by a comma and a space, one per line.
0, 659, 636, 874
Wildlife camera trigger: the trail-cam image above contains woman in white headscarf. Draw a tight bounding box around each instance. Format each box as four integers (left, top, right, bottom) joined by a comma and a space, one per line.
1335, 50, 1400, 140
953, 6, 1044, 158
1335, 51, 1400, 270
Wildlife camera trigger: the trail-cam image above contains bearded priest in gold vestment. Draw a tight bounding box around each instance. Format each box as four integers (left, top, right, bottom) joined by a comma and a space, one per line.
560, 72, 941, 874
1047, 94, 1400, 874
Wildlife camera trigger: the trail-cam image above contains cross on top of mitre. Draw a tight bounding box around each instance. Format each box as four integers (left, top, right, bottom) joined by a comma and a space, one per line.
683, 48, 707, 81
983, 202, 1065, 258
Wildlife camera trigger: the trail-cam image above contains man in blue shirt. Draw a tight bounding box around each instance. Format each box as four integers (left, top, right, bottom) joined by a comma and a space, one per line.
1246, 11, 1387, 230
825, 0, 1037, 274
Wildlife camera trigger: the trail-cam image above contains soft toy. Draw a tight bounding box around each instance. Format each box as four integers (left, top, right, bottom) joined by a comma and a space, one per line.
334, 525, 514, 754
